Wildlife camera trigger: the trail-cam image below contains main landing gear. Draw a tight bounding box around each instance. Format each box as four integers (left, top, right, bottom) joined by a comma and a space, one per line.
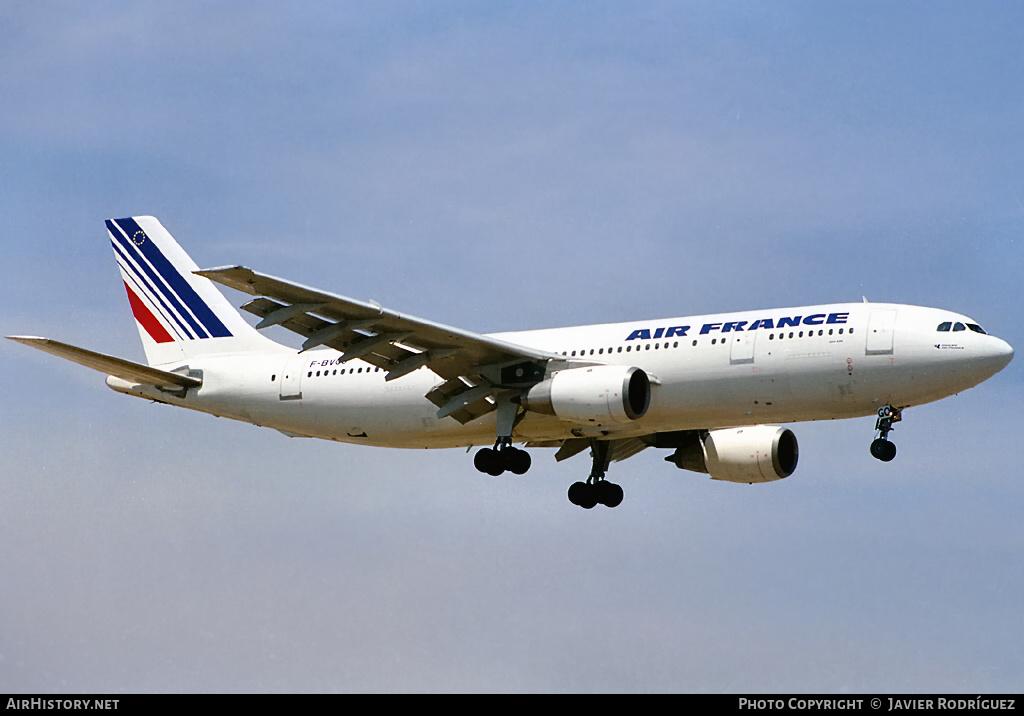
474, 397, 531, 476
870, 405, 902, 462
474, 438, 531, 476
568, 440, 623, 509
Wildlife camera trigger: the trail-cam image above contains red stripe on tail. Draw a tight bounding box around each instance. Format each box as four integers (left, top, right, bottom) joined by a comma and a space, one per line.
123, 281, 175, 343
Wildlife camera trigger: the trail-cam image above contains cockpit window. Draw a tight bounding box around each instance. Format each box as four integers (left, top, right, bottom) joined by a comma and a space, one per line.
938, 320, 986, 334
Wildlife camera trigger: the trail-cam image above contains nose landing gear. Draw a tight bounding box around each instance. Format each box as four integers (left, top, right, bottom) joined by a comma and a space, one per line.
870, 405, 902, 462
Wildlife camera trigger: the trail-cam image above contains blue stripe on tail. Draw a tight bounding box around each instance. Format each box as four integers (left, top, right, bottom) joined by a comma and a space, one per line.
110, 239, 194, 340
107, 219, 232, 339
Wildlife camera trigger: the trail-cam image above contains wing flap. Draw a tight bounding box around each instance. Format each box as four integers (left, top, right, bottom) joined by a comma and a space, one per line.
550, 436, 650, 463
608, 437, 649, 462
7, 336, 202, 390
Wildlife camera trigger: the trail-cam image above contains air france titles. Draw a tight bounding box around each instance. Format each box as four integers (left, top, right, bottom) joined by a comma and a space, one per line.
625, 312, 849, 342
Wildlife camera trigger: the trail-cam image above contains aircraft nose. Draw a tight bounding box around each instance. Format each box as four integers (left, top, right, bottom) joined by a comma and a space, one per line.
995, 337, 1014, 365
983, 337, 1014, 372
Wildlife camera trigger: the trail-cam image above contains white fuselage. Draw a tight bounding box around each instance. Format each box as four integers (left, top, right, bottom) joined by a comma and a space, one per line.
110, 302, 1014, 448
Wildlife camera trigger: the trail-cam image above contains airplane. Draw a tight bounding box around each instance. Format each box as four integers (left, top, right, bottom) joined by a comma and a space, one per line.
8, 216, 1014, 509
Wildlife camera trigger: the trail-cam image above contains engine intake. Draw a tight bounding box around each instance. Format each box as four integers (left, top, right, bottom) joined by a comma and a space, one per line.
522, 365, 650, 425
667, 425, 798, 484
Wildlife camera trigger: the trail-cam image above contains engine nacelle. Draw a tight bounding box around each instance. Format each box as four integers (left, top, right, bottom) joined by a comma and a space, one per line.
521, 365, 650, 425
668, 425, 798, 484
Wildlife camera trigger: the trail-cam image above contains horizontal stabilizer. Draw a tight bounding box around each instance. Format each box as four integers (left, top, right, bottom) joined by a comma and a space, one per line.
7, 336, 202, 390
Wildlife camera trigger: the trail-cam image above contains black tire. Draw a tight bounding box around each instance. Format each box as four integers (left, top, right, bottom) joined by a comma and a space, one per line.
568, 481, 586, 505
869, 439, 884, 460
508, 448, 531, 475
475, 448, 505, 475
597, 481, 624, 508
568, 481, 597, 508
879, 440, 897, 462
473, 448, 492, 473
870, 438, 897, 462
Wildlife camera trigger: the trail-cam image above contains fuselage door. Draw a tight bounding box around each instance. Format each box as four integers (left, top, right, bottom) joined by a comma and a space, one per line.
865, 309, 897, 356
279, 358, 303, 400
729, 331, 756, 365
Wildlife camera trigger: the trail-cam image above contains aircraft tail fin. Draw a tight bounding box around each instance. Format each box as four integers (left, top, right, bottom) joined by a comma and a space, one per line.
106, 216, 283, 366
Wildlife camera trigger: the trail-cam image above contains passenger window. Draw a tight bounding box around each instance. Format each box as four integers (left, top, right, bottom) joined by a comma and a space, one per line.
937, 322, 951, 332
953, 322, 966, 332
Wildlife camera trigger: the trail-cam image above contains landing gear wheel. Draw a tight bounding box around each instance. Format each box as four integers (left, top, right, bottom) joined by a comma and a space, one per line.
870, 438, 897, 462
474, 448, 505, 476
595, 481, 624, 508
475, 445, 531, 476
568, 480, 622, 509
507, 447, 531, 475
568, 481, 597, 509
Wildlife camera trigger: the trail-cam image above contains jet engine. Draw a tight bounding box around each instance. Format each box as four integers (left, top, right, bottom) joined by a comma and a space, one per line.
521, 365, 650, 424
666, 425, 798, 484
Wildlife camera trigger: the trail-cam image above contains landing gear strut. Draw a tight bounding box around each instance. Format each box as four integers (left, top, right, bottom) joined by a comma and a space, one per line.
474, 438, 531, 476
474, 396, 531, 476
568, 440, 624, 509
870, 405, 901, 462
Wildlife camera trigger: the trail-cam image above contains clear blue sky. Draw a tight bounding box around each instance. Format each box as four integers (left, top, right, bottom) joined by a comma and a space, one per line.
2, 1, 1022, 692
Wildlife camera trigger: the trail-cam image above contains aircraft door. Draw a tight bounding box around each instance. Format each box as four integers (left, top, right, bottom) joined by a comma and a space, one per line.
729, 331, 756, 365
279, 357, 303, 400
865, 309, 897, 356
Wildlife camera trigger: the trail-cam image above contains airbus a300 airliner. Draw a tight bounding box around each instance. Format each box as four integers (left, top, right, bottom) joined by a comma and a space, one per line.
10, 217, 1014, 508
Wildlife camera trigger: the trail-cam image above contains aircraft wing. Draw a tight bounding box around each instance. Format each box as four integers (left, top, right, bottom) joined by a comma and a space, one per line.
197, 265, 566, 423
7, 336, 202, 391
